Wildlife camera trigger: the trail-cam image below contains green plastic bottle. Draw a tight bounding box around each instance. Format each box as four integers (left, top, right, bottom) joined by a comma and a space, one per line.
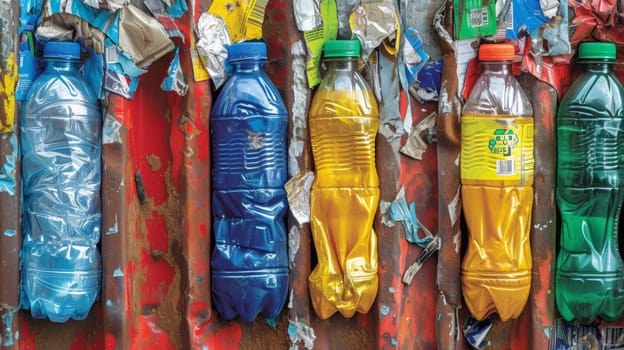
556, 41, 624, 325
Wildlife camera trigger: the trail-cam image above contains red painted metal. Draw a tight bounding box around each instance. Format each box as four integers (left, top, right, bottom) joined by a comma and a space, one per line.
3, 0, 623, 349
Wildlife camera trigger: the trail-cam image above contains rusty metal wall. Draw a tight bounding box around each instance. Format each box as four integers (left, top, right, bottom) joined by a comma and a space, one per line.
1, 0, 623, 349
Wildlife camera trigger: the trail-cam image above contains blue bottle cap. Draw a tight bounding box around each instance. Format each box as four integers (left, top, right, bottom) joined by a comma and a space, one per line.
227, 41, 267, 62
43, 41, 81, 59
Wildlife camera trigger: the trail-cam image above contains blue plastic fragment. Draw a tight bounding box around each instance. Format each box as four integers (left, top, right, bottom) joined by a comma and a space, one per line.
403, 28, 429, 87
0, 132, 17, 195
166, 0, 188, 19
463, 315, 492, 349
389, 196, 434, 248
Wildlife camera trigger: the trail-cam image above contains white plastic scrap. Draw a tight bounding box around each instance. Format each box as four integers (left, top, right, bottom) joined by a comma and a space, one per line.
284, 171, 315, 225
293, 0, 322, 32
350, 1, 398, 60
195, 12, 230, 88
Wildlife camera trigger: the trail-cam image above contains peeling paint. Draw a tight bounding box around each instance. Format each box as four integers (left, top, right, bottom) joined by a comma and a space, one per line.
288, 288, 294, 309
103, 113, 123, 144
544, 326, 550, 338
380, 305, 390, 316
0, 52, 17, 132
453, 231, 461, 254
288, 226, 300, 269
106, 214, 119, 235
288, 319, 316, 350
0, 131, 17, 195
1, 307, 16, 347
3, 229, 15, 237
533, 219, 553, 231
288, 40, 309, 177
447, 186, 461, 226
113, 268, 124, 277
379, 199, 394, 228
439, 85, 451, 114
378, 51, 404, 144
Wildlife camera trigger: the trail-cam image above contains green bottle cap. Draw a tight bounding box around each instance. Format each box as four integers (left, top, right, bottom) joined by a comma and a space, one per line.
578, 42, 616, 60
323, 40, 361, 58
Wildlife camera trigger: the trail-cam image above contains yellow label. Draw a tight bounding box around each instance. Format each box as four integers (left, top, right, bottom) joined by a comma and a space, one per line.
1, 53, 18, 133
461, 115, 534, 184
208, 0, 268, 42
190, 36, 210, 82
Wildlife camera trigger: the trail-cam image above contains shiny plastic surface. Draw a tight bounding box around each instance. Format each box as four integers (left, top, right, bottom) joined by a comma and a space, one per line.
308, 55, 380, 320
460, 53, 534, 321
555, 58, 624, 325
20, 42, 102, 322
210, 42, 289, 322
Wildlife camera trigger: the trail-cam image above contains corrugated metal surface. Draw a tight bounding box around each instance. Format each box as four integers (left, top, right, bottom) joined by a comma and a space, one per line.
1, 0, 623, 349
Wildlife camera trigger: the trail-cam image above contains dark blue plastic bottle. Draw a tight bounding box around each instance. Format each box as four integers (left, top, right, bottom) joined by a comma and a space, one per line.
20, 41, 102, 322
210, 41, 289, 322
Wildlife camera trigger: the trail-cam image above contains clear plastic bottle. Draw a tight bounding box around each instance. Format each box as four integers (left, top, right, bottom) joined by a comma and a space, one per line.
308, 39, 379, 319
460, 43, 534, 321
210, 41, 289, 322
555, 41, 624, 325
20, 40, 102, 322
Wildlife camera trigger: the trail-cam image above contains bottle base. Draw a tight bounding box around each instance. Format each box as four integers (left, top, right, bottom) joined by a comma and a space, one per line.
462, 272, 531, 321
556, 272, 624, 324
211, 269, 289, 322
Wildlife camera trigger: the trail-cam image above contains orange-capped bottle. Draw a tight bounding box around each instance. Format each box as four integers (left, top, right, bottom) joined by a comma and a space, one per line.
460, 43, 534, 321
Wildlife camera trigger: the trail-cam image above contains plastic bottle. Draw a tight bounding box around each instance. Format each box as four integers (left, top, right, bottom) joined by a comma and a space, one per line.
308, 39, 379, 319
555, 41, 624, 325
20, 40, 102, 322
210, 41, 289, 322
460, 43, 534, 321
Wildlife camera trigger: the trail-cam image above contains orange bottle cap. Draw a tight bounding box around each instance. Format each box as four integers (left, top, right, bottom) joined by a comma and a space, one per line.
479, 44, 515, 61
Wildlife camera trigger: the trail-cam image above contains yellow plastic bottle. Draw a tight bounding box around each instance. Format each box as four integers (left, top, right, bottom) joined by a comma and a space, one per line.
308, 39, 379, 319
460, 44, 534, 321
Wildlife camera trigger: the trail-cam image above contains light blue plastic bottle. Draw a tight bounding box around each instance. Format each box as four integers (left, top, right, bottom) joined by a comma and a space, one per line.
20, 41, 102, 322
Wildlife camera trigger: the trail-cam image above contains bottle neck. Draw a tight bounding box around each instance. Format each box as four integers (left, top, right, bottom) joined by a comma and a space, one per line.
230, 59, 265, 73
584, 61, 614, 73
45, 57, 80, 72
480, 61, 512, 75
325, 57, 358, 72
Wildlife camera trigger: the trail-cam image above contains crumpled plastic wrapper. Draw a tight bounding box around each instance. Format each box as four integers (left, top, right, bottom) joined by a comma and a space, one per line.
144, 0, 184, 40
336, 0, 358, 38
118, 4, 174, 68
40, 0, 174, 68
294, 0, 322, 32
196, 12, 230, 88
37, 13, 107, 53
540, 0, 559, 18
82, 0, 128, 12
284, 171, 315, 226
161, 47, 188, 96
400, 112, 437, 160
349, 1, 398, 59
463, 315, 493, 349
